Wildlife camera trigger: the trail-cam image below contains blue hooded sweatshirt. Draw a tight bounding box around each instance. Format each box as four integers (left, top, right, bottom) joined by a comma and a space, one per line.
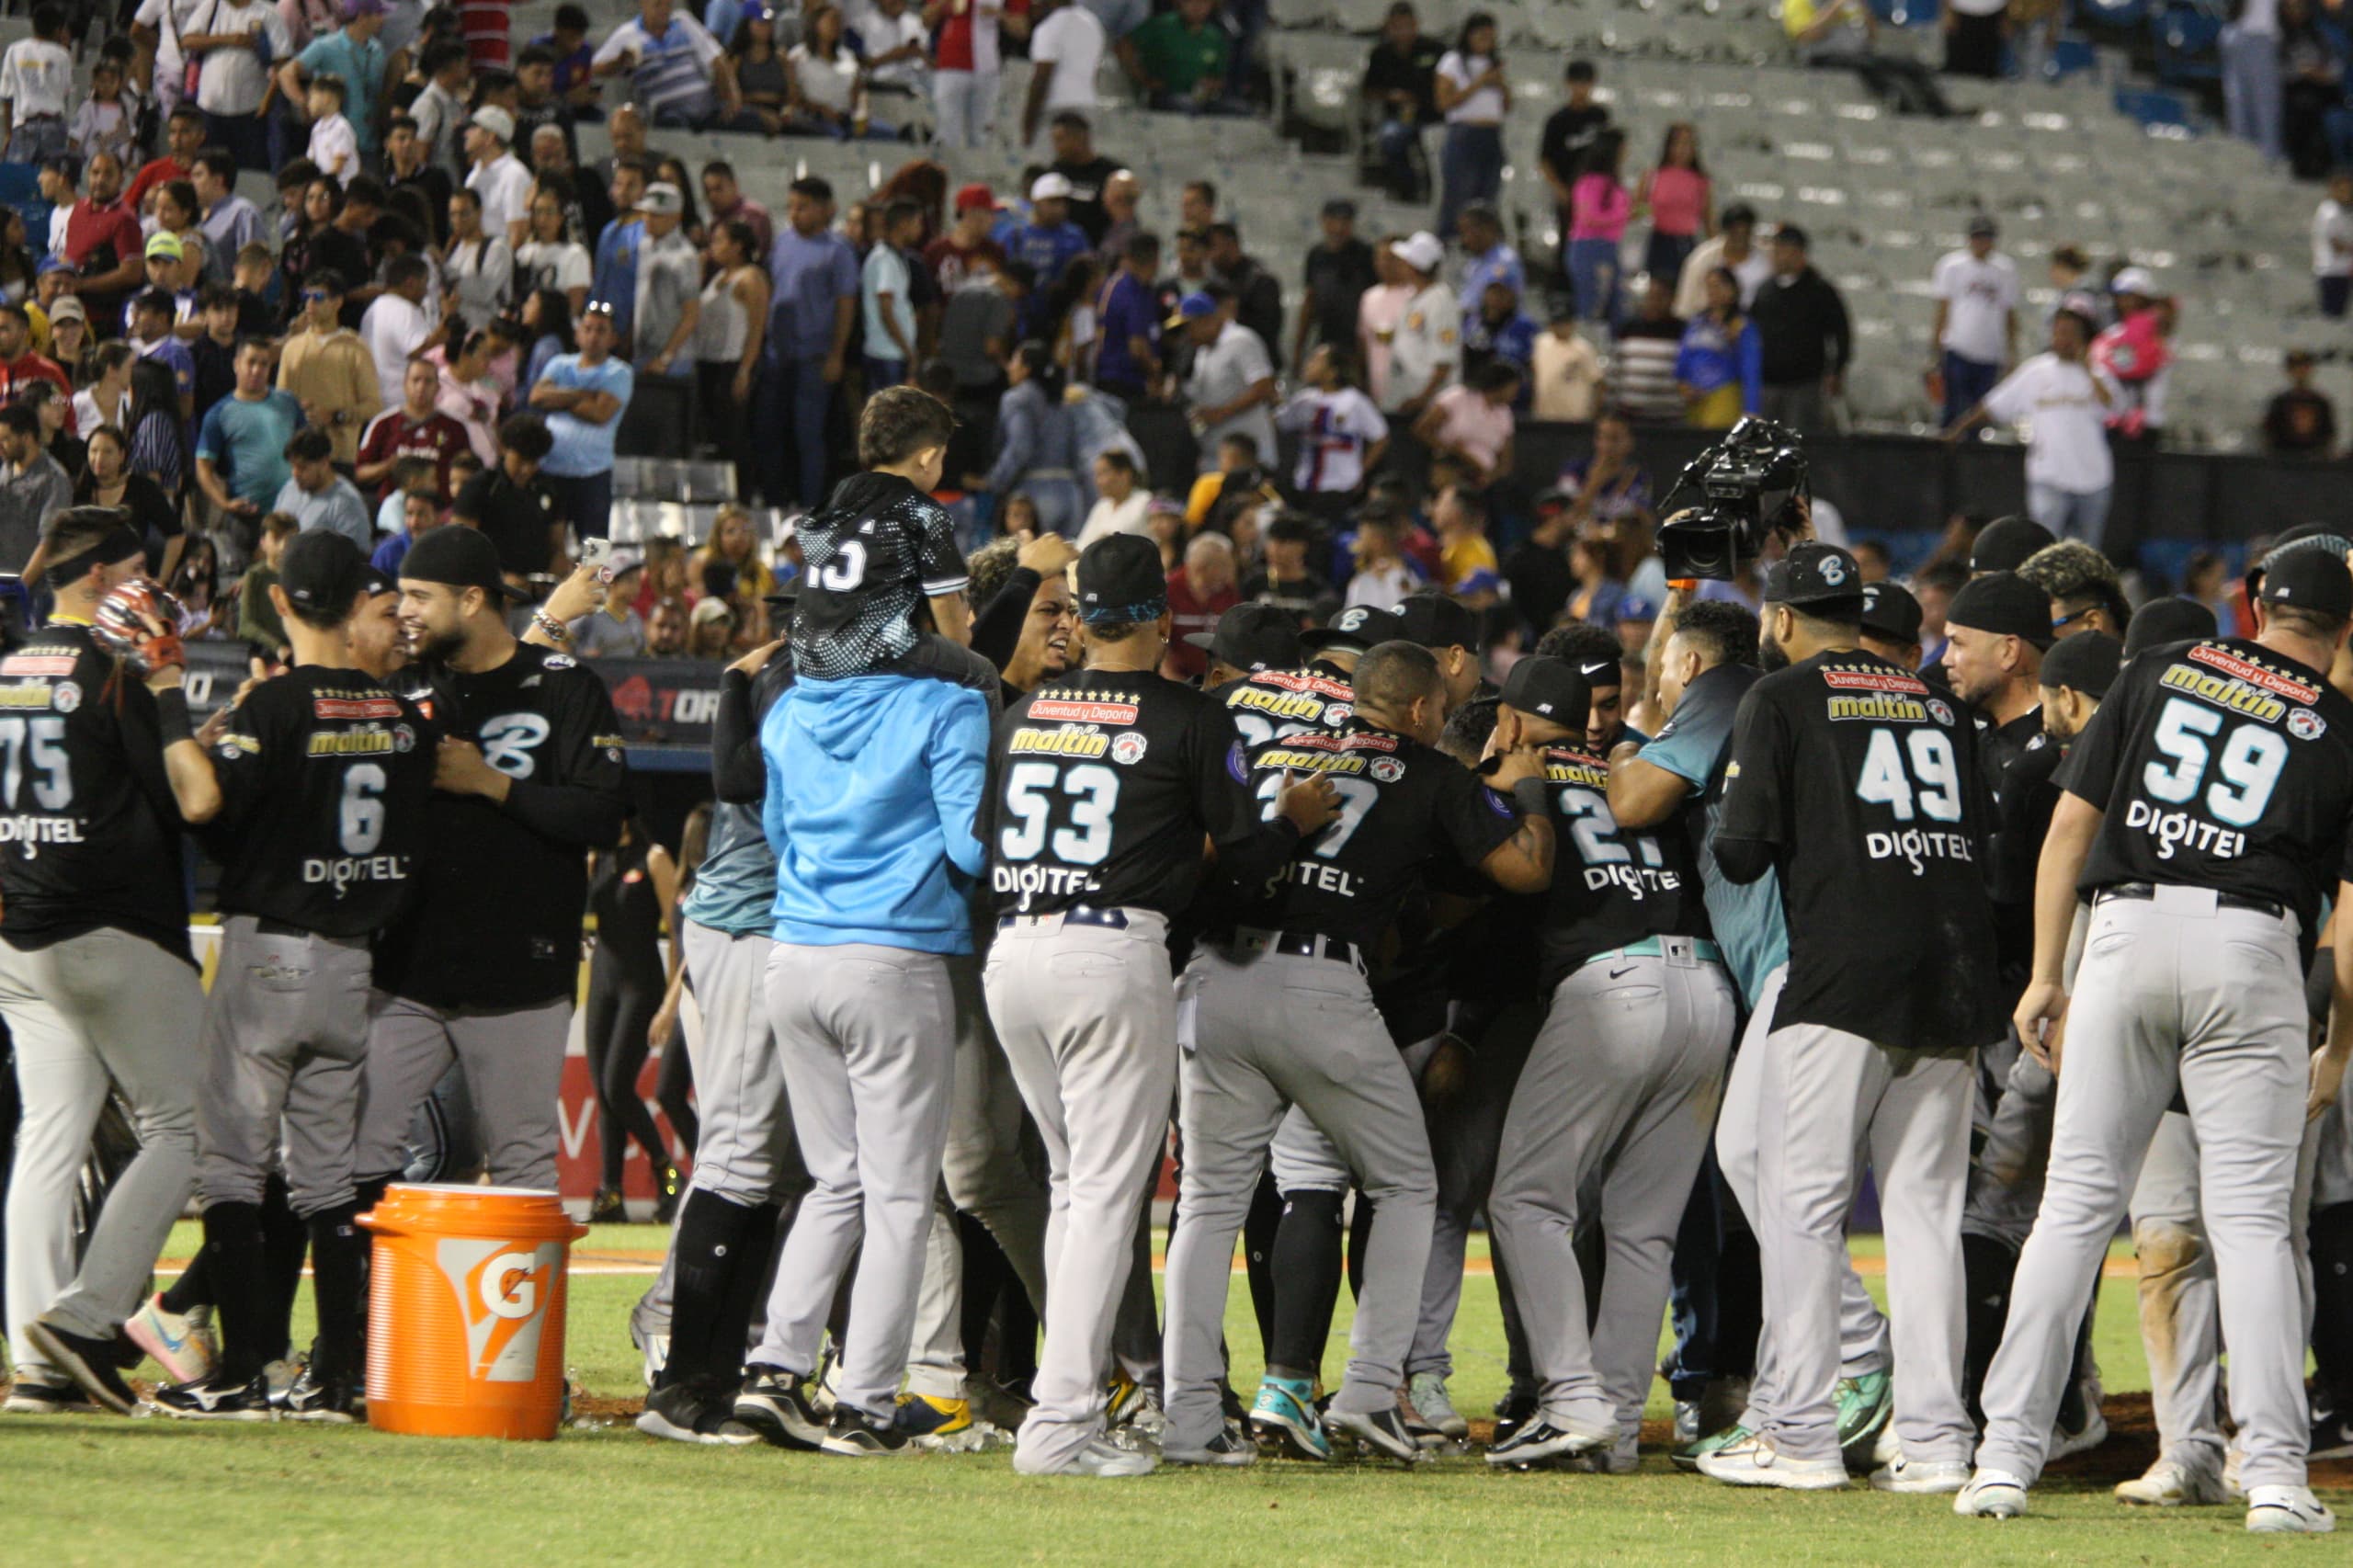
761, 673, 991, 953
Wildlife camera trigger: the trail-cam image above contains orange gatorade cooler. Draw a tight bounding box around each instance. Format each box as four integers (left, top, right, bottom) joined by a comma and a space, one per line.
359, 1185, 588, 1440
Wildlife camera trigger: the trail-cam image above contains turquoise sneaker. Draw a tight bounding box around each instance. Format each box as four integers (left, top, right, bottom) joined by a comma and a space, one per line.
1837, 1370, 1893, 1467
1248, 1375, 1331, 1460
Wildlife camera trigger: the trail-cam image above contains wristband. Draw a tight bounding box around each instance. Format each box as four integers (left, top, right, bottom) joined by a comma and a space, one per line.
1512, 777, 1550, 818
154, 686, 195, 746
530, 609, 571, 643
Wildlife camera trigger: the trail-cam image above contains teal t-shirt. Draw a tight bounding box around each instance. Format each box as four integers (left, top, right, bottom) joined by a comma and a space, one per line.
298, 30, 389, 155
195, 390, 304, 508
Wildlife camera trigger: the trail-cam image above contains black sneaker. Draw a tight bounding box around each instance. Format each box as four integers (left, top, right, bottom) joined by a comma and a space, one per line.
282, 1367, 361, 1424
1324, 1404, 1424, 1464
1492, 1387, 1539, 1446
1485, 1415, 1610, 1468
640, 1380, 757, 1447
820, 1403, 911, 1456
27, 1319, 141, 1414
153, 1373, 275, 1422
2313, 1413, 2353, 1461
733, 1365, 825, 1450
2, 1381, 100, 1415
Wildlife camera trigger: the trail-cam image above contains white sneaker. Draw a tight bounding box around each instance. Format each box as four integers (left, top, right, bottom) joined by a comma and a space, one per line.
1017, 1438, 1158, 1478
1696, 1434, 1848, 1490
2114, 1457, 2227, 1506
1953, 1468, 2029, 1518
2246, 1485, 2336, 1534
1408, 1372, 1469, 1440
1870, 1455, 1971, 1494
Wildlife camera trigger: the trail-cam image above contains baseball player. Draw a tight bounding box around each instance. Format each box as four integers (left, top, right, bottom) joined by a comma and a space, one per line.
982, 534, 1337, 1477
1710, 542, 2004, 1492
1161, 640, 1555, 1465
1485, 655, 1738, 1472
0, 508, 215, 1413
350, 527, 629, 1217
149, 532, 435, 1422
1963, 549, 2353, 1533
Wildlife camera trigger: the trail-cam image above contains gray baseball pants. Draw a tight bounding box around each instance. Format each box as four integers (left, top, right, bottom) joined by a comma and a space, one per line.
1975, 889, 2312, 1490
985, 909, 1176, 1471
1163, 943, 1438, 1454
0, 927, 202, 1374
1962, 1048, 2056, 1254
354, 993, 572, 1192
751, 941, 957, 1423
1754, 1017, 1975, 1467
1491, 942, 1737, 1442
196, 917, 374, 1217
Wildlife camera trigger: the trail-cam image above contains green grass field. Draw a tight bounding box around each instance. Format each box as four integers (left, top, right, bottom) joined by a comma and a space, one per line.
6, 1225, 2341, 1567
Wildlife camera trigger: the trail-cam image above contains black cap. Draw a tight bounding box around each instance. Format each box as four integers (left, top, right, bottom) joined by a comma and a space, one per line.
1763, 542, 1866, 609
2257, 548, 2353, 618
1498, 655, 1591, 732
1185, 601, 1302, 674
2123, 597, 2218, 657
278, 528, 371, 619
1388, 593, 1482, 653
359, 563, 396, 598
2039, 631, 2122, 699
1859, 580, 1923, 643
1073, 533, 1167, 623
1970, 516, 2056, 574
1302, 602, 1387, 653
1947, 571, 2055, 651
400, 525, 525, 600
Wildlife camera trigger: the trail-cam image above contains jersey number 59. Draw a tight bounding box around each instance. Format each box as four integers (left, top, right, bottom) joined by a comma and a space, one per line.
2142, 696, 2287, 827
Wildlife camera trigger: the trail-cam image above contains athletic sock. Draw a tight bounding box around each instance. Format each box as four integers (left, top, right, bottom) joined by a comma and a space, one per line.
1267, 1188, 1345, 1377
306, 1202, 366, 1387
1347, 1189, 1376, 1302
160, 1244, 211, 1315
663, 1189, 760, 1388
1244, 1169, 1283, 1358
259, 1174, 309, 1365
1961, 1233, 2018, 1427
200, 1201, 268, 1383
2311, 1202, 2353, 1410
712, 1201, 782, 1390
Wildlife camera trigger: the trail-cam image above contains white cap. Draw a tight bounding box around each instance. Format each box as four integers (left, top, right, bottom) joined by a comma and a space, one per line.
2110, 265, 2159, 298
1029, 172, 1074, 202
1394, 231, 1444, 275
470, 105, 514, 143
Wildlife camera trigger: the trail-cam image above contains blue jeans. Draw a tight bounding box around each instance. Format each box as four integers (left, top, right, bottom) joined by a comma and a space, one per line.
759, 354, 835, 509
863, 354, 907, 391
1375, 116, 1427, 200
2222, 23, 2285, 165
1565, 237, 1622, 324
1437, 123, 1503, 240
0, 117, 64, 165
1940, 350, 2002, 426
1643, 231, 1697, 290
2027, 481, 2111, 552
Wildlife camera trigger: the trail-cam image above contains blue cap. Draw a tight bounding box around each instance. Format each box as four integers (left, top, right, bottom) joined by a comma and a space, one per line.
35, 253, 70, 277
1165, 290, 1218, 328
1615, 594, 1657, 623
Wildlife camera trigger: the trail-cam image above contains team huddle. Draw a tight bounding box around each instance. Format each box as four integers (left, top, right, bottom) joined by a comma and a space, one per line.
3, 385, 2350, 1530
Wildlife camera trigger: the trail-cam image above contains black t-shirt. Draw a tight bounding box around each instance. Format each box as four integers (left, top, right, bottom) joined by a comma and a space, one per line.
1225, 716, 1521, 950
982, 667, 1292, 918
1241, 569, 1334, 625
1362, 38, 1442, 123
393, 165, 456, 246
513, 98, 578, 172
1302, 237, 1378, 355
454, 469, 561, 577
375, 644, 630, 1007
202, 664, 438, 937
1216, 658, 1355, 751
1536, 743, 1710, 994
1051, 154, 1122, 244
791, 472, 970, 681
2057, 636, 2353, 937
1989, 727, 2063, 977
0, 621, 190, 962
191, 335, 239, 435
1540, 104, 1612, 190
1718, 648, 2003, 1052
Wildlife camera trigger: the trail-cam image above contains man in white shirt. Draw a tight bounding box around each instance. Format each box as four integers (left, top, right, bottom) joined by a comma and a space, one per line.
2314, 168, 2353, 319
1382, 230, 1459, 422
1947, 309, 2117, 551
1172, 284, 1276, 471
184, 0, 292, 170
1674, 202, 1772, 318
853, 0, 929, 97
360, 253, 440, 408
462, 106, 534, 251
591, 0, 741, 131
1930, 213, 2020, 427
0, 5, 75, 167
1021, 0, 1104, 148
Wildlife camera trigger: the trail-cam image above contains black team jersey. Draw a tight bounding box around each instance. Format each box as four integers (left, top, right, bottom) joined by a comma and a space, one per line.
790, 473, 972, 682
0, 622, 190, 963
202, 665, 438, 938
377, 644, 630, 1008
983, 669, 1299, 918
1225, 717, 1523, 951
1535, 743, 1711, 994
2058, 636, 2353, 937
1215, 659, 1356, 750
1718, 648, 2004, 1053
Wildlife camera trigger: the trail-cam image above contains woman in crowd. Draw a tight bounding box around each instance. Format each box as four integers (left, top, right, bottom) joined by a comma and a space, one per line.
688, 505, 777, 604
520, 287, 576, 392
1567, 130, 1630, 324
685, 596, 737, 659
1045, 256, 1100, 381
729, 6, 795, 136
20, 381, 82, 478
78, 422, 184, 582
1564, 527, 1631, 629
696, 220, 769, 486
430, 327, 505, 464
277, 177, 349, 327
443, 189, 515, 335
787, 5, 890, 140
1433, 11, 1509, 239
1635, 122, 1711, 288
1077, 449, 1150, 546
167, 532, 227, 639
516, 187, 592, 317
127, 357, 188, 501
979, 341, 1082, 537
0, 214, 39, 310
1677, 266, 1760, 427
654, 157, 708, 249
74, 343, 136, 437
583, 821, 684, 1224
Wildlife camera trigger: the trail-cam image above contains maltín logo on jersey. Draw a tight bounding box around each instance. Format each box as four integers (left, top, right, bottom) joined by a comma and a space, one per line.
433, 1238, 563, 1382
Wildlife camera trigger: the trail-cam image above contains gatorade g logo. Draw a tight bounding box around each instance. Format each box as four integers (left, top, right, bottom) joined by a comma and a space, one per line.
435, 1239, 563, 1381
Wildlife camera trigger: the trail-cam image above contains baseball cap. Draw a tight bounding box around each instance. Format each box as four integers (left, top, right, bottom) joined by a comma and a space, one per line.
953, 182, 994, 214
606, 549, 644, 579
1967, 213, 1998, 239
1947, 571, 2055, 650
2122, 597, 2218, 657
642, 182, 685, 217
44, 295, 84, 324
2110, 265, 2159, 298
1073, 533, 1167, 623
2039, 631, 2122, 699
1763, 541, 1866, 610
277, 529, 371, 619
1029, 172, 1074, 202
1185, 601, 1302, 674
690, 597, 733, 627
401, 525, 526, 600
35, 253, 70, 278
1388, 592, 1481, 653
2256, 547, 2353, 618
1499, 654, 1591, 732
360, 563, 396, 598
1393, 232, 1444, 275
1859, 581, 1924, 643
470, 106, 515, 143
1165, 290, 1218, 329
144, 233, 182, 262
1302, 602, 1386, 654
1970, 516, 2055, 574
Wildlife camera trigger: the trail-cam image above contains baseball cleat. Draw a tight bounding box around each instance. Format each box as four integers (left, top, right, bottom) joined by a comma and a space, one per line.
2048, 1371, 2106, 1460
2, 1381, 99, 1415
125, 1293, 216, 1386
1055, 1438, 1159, 1479
639, 1381, 757, 1446
1248, 1375, 1331, 1461
1696, 1434, 1848, 1490
1869, 1455, 1970, 1494
1563, 1435, 1641, 1475
1485, 1415, 1613, 1468
1407, 1372, 1469, 1440
1673, 1421, 1751, 1472
820, 1404, 913, 1456
1491, 1386, 1540, 1446
1952, 1468, 2029, 1518
733, 1366, 826, 1450
1673, 1398, 1700, 1447
1106, 1372, 1146, 1427
2246, 1485, 2336, 1534
2114, 1457, 2228, 1506
2310, 1413, 2353, 1461
1163, 1430, 1256, 1467
1835, 1371, 1893, 1470
1324, 1405, 1425, 1465
26, 1319, 141, 1415
281, 1366, 361, 1424
893, 1393, 981, 1450
153, 1372, 275, 1421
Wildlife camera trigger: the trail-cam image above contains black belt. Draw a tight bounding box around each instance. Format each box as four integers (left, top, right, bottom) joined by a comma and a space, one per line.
2095, 882, 2286, 920
253, 917, 313, 938
1222, 926, 1359, 965
996, 905, 1129, 931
